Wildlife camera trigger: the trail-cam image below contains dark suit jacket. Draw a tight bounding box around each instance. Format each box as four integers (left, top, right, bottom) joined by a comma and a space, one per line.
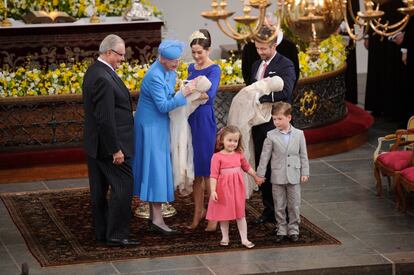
82, 60, 134, 159
242, 39, 299, 85
250, 53, 297, 104
402, 17, 414, 71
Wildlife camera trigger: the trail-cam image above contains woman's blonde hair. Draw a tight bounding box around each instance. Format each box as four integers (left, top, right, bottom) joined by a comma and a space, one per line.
215, 125, 244, 152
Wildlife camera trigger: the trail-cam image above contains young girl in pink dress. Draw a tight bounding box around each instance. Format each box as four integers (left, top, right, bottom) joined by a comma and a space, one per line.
206, 126, 264, 248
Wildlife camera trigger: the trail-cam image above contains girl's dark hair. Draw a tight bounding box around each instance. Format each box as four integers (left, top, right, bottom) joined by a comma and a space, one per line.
215, 125, 244, 152
190, 29, 211, 49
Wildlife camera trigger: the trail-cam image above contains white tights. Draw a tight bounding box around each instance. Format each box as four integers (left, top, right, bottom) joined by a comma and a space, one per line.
219, 217, 250, 244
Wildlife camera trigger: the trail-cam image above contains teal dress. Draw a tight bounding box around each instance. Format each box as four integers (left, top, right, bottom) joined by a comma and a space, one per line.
132, 60, 187, 202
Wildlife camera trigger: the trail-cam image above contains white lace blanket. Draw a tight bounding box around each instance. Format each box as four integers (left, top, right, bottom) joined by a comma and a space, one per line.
227, 76, 284, 198
169, 91, 208, 195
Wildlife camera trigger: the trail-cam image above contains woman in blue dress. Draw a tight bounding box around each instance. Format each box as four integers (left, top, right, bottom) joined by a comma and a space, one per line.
133, 40, 195, 234
186, 29, 221, 230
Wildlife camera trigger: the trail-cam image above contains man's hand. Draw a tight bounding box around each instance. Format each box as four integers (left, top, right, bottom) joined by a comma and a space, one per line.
258, 93, 273, 104
402, 52, 408, 65
113, 150, 124, 165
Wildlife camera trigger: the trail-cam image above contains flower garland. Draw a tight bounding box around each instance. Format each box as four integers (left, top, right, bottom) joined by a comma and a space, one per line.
0, 58, 243, 97
0, 0, 162, 20
0, 35, 346, 98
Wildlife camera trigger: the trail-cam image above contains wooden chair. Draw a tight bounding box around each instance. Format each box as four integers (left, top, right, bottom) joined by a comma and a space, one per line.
396, 166, 414, 212
374, 128, 414, 197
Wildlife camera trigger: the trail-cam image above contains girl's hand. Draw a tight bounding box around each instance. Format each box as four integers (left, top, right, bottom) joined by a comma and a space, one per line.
254, 175, 265, 186
210, 191, 218, 202
301, 176, 309, 183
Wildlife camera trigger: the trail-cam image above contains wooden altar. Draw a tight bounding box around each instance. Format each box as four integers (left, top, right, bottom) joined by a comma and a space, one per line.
0, 17, 163, 69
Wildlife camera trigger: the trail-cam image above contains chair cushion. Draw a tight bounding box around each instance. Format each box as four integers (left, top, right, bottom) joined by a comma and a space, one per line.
401, 167, 414, 182
377, 151, 413, 171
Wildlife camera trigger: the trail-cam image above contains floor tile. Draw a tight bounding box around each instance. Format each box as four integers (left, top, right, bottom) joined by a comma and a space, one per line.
358, 232, 414, 253
0, 182, 46, 193
308, 162, 339, 175
130, 267, 213, 275
310, 199, 402, 221
302, 173, 360, 190
112, 255, 204, 274
324, 159, 374, 174
44, 178, 89, 190
302, 185, 376, 204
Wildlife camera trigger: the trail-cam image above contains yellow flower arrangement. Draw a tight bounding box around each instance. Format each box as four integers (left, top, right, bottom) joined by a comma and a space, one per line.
216, 56, 244, 85
299, 35, 347, 78
0, 58, 243, 98
0, 35, 347, 98
1, 0, 162, 20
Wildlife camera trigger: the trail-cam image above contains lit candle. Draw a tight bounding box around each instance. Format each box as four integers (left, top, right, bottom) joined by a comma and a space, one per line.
4, 0, 7, 10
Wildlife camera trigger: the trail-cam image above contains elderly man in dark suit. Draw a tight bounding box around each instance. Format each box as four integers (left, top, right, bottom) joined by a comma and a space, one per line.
244, 27, 297, 225
82, 34, 137, 247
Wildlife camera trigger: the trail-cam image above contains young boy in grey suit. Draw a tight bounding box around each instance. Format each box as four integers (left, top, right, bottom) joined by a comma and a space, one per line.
256, 102, 309, 243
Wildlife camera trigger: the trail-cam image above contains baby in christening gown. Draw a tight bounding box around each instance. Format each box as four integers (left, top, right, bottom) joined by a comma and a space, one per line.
169, 76, 212, 195
227, 76, 284, 198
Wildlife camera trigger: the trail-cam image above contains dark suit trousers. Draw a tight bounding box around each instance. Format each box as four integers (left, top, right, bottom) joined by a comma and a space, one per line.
252, 119, 276, 218
87, 156, 134, 240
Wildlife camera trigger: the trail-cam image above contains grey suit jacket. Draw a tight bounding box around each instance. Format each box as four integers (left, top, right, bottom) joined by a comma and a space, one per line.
257, 126, 309, 185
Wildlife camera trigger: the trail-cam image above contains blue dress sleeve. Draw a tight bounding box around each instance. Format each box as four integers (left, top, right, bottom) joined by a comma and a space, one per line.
206, 65, 221, 101
147, 72, 187, 113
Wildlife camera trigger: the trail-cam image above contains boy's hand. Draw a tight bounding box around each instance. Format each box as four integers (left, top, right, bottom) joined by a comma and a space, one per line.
254, 175, 265, 186
210, 191, 218, 202
301, 176, 309, 183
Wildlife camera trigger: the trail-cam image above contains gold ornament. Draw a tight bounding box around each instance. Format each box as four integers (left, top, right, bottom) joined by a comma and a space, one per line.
299, 90, 318, 117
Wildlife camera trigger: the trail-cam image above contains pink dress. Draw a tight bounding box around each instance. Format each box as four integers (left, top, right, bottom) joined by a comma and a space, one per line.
206, 151, 251, 221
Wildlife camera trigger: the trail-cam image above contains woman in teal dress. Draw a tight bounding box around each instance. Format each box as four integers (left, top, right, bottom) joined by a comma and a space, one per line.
133, 40, 194, 234
186, 29, 221, 231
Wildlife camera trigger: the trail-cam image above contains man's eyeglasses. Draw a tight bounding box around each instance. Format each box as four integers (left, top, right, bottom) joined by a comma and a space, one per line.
111, 49, 125, 57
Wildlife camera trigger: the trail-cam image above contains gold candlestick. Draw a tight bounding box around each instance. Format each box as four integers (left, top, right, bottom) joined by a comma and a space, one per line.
89, 0, 100, 23
2, 7, 12, 27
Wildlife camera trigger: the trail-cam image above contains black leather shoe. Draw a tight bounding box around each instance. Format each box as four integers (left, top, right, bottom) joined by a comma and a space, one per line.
96, 238, 107, 245
290, 234, 299, 242
253, 215, 275, 225
275, 235, 286, 243
149, 222, 180, 235
106, 238, 139, 247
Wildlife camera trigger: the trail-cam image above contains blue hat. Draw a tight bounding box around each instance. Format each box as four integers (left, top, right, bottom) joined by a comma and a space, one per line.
158, 39, 185, 60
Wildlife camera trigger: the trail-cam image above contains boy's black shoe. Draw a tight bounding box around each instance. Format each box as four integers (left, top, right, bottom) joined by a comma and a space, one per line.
253, 215, 275, 225
275, 235, 285, 243
290, 234, 299, 242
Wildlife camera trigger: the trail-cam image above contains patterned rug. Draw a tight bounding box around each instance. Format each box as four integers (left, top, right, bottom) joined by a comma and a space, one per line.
1, 188, 340, 267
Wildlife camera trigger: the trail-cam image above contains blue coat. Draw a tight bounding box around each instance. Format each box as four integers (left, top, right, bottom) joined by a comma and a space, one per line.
132, 60, 187, 202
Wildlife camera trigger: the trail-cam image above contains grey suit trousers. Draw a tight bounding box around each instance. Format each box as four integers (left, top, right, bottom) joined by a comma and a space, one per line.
272, 183, 301, 236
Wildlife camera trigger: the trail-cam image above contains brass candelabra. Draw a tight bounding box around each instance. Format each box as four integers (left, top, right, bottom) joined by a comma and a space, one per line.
90, 0, 101, 23
201, 0, 414, 59
1, 2, 12, 27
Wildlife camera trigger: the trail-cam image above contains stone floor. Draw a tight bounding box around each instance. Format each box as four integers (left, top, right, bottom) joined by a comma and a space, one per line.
1, 75, 413, 274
